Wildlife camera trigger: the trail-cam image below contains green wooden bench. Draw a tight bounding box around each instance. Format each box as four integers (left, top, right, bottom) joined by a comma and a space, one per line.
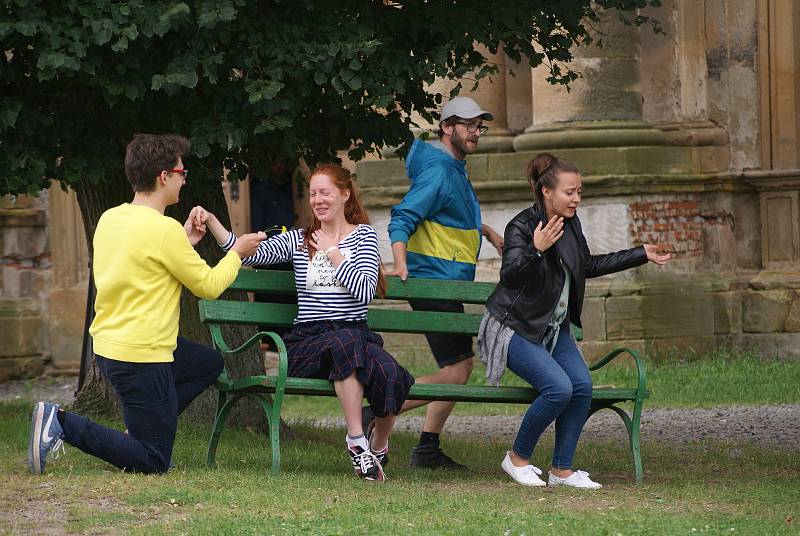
199, 269, 649, 483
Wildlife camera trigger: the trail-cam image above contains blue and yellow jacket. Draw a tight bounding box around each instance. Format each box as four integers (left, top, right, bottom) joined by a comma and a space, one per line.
388, 139, 482, 281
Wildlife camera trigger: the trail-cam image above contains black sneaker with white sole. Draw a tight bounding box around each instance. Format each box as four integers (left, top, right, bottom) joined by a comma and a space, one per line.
410, 442, 467, 470
347, 444, 386, 482
361, 406, 389, 468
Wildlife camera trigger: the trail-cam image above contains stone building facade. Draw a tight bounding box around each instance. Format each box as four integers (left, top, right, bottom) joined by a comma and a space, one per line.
0, 188, 88, 381
1, 0, 799, 380
357, 0, 800, 360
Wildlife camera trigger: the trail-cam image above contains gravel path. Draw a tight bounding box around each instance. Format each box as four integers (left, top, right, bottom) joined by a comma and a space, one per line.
4, 376, 798, 449
303, 405, 800, 450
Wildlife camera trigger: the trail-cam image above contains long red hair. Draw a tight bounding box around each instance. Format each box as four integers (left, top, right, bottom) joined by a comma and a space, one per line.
303, 163, 387, 298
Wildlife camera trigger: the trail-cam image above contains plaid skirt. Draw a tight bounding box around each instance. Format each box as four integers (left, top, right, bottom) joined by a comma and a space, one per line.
284, 320, 414, 417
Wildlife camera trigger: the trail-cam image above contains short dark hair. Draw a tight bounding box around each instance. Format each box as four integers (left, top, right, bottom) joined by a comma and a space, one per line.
124, 134, 191, 192
527, 153, 581, 206
437, 116, 461, 138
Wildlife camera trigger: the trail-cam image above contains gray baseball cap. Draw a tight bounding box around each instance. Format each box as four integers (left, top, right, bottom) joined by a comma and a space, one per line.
440, 96, 494, 122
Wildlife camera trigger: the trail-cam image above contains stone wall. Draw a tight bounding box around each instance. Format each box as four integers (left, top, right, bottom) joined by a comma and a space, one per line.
0, 187, 89, 382
359, 0, 800, 362
0, 195, 52, 381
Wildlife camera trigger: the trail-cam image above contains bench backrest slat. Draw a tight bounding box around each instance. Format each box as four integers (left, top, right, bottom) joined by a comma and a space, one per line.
227, 269, 496, 304
199, 300, 482, 335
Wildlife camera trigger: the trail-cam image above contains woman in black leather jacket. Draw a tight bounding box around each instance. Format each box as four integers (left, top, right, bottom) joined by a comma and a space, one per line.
479, 153, 670, 489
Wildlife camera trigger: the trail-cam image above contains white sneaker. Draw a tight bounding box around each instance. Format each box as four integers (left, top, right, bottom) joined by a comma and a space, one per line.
501, 452, 546, 487
548, 469, 602, 489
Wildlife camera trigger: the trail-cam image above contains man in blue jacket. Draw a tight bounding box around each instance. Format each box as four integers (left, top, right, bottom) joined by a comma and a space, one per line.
383, 96, 504, 469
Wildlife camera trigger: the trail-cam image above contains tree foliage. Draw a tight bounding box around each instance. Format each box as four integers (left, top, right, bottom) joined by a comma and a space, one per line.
1, 0, 661, 196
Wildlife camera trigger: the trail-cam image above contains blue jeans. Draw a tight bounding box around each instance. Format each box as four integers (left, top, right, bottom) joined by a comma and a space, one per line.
506, 329, 592, 469
61, 337, 223, 474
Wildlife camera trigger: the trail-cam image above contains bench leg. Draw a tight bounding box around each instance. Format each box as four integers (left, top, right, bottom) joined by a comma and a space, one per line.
268, 398, 282, 477
592, 404, 644, 485
243, 393, 282, 476
207, 392, 241, 468
631, 399, 644, 485
268, 391, 284, 477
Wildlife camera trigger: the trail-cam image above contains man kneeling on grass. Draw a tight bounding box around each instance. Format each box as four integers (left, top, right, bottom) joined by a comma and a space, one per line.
28, 134, 264, 475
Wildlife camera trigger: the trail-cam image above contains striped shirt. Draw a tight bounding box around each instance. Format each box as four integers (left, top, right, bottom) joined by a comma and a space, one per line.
220, 225, 380, 323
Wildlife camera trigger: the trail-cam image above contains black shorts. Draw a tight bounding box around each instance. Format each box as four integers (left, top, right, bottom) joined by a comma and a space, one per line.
409, 299, 475, 368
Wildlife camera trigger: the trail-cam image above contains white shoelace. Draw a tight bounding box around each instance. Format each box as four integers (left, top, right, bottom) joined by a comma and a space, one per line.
50, 438, 65, 461
572, 470, 591, 481
358, 451, 377, 474
525, 465, 543, 476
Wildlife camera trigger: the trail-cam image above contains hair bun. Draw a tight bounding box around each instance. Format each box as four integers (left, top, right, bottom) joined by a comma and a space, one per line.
527, 152, 556, 183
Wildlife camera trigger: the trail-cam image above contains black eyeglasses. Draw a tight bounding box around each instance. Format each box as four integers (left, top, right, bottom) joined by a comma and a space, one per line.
454, 121, 489, 135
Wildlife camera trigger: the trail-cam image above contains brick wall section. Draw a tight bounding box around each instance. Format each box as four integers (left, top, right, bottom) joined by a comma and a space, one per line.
629, 199, 710, 257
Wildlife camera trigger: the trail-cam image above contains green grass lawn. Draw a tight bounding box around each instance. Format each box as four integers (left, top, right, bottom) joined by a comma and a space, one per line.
2, 353, 798, 535
1, 400, 797, 535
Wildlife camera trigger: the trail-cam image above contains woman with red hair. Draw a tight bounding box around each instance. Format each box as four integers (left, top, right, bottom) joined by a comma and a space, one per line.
204, 164, 413, 482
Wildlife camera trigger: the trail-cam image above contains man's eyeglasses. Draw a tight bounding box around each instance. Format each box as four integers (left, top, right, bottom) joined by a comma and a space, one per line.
454, 122, 489, 135
167, 169, 189, 179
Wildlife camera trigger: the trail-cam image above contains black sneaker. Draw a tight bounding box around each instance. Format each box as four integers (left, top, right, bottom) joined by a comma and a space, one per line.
347, 444, 386, 482
361, 406, 389, 468
371, 443, 389, 468
410, 443, 467, 470
361, 406, 375, 439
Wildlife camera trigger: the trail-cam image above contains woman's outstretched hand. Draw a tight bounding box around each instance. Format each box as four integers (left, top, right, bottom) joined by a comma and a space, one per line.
533, 215, 564, 253
643, 244, 671, 265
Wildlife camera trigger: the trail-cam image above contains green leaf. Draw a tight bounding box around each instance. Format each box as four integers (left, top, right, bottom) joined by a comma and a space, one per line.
0, 22, 12, 39
151, 74, 165, 90
36, 53, 65, 69
0, 102, 22, 128
346, 75, 362, 91
182, 70, 199, 89
14, 20, 36, 36
124, 83, 140, 100
93, 24, 112, 46
123, 24, 139, 40
111, 36, 129, 52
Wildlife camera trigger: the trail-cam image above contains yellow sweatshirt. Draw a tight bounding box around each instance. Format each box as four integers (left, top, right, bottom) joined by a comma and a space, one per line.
89, 203, 242, 362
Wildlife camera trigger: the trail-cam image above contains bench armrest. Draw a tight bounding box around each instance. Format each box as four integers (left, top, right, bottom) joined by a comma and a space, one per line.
588, 347, 647, 400
208, 324, 288, 401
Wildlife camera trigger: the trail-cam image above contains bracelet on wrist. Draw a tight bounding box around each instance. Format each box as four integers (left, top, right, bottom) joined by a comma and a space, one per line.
324, 246, 339, 255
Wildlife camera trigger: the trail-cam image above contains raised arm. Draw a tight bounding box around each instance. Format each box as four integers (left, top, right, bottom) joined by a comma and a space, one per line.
574, 217, 649, 278
160, 222, 263, 299
199, 208, 294, 267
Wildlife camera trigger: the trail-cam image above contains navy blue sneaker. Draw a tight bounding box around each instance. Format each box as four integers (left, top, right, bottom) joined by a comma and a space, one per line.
28, 401, 65, 475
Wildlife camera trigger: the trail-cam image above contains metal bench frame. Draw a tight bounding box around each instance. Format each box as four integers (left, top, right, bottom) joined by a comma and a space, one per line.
199, 269, 648, 483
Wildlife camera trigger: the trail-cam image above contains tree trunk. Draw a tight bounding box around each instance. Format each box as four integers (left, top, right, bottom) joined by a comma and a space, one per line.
69, 174, 131, 417
71, 176, 281, 433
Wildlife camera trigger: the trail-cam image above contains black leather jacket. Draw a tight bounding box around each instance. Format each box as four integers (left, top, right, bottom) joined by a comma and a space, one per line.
485, 204, 647, 344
